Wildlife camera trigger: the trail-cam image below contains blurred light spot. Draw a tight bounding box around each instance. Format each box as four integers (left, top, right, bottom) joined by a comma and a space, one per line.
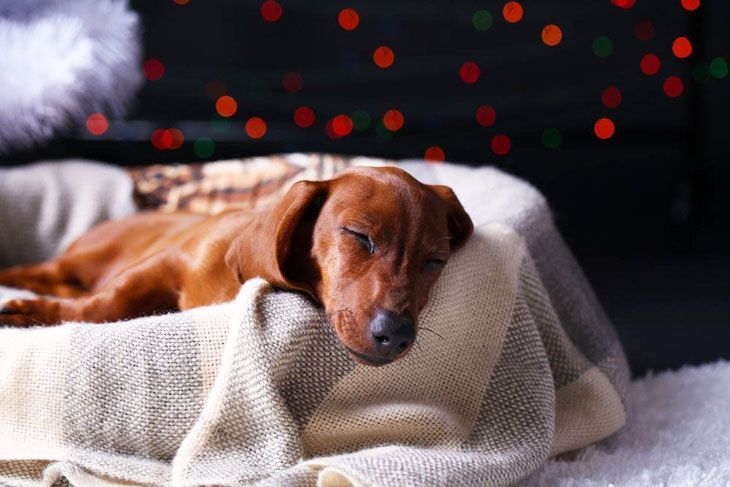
210, 114, 232, 133
472, 10, 493, 31
86, 113, 108, 136
194, 137, 215, 158
710, 57, 729, 79
663, 76, 684, 98
261, 0, 282, 22
282, 72, 304, 93
151, 129, 166, 150
245, 117, 267, 139
681, 0, 700, 11
542, 128, 562, 149
325, 119, 340, 139
502, 2, 523, 23
541, 24, 563, 47
475, 105, 496, 126
640, 53, 661, 75
294, 106, 315, 128
351, 110, 371, 131
332, 114, 353, 136
383, 109, 404, 131
592, 36, 613, 58
634, 21, 655, 41
672, 37, 693, 59
594, 118, 615, 140
491, 134, 511, 155
459, 62, 481, 84
601, 86, 623, 108
611, 0, 636, 8
174, 0, 190, 4
167, 128, 184, 149
216, 95, 238, 117
338, 8, 359, 30
206, 80, 227, 100
373, 46, 395, 68
143, 59, 165, 81
424, 146, 445, 162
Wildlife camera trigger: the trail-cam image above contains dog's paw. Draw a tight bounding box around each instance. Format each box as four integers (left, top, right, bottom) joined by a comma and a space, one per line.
0, 298, 61, 327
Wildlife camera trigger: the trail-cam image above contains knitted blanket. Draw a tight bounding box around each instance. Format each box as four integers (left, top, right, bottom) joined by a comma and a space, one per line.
0, 159, 629, 486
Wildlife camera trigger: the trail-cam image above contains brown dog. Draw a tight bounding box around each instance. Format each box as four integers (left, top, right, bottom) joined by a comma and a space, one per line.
0, 166, 472, 365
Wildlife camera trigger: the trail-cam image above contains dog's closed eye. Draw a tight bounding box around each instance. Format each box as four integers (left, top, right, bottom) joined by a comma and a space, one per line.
424, 258, 447, 271
340, 226, 375, 254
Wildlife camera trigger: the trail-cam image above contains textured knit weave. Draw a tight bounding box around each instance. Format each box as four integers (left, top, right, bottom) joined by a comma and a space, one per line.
0, 159, 629, 486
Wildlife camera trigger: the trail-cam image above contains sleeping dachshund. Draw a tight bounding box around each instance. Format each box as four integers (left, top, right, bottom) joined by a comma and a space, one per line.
0, 166, 473, 366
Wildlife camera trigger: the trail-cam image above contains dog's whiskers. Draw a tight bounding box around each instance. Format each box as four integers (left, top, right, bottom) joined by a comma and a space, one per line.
419, 326, 445, 341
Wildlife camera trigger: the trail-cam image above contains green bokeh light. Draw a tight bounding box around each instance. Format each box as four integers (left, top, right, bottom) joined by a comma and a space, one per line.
375, 120, 394, 141
592, 36, 613, 58
193, 137, 215, 158
693, 62, 711, 83
351, 109, 371, 131
472, 10, 493, 31
210, 114, 231, 133
710, 57, 728, 79
542, 128, 562, 149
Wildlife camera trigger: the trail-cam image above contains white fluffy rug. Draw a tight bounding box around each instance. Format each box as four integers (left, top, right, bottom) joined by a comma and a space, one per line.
524, 360, 730, 486
0, 0, 141, 152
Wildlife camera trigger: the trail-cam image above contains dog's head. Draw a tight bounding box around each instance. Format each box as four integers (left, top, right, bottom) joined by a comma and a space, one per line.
228, 166, 473, 366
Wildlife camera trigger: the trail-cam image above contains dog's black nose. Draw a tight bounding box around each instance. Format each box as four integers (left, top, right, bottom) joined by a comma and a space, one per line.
369, 310, 415, 359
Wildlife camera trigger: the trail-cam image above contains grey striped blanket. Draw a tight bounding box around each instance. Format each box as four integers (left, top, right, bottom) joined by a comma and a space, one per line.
0, 159, 629, 486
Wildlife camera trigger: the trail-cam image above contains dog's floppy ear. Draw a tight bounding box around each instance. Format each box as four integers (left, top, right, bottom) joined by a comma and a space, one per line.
430, 185, 474, 251
225, 179, 329, 296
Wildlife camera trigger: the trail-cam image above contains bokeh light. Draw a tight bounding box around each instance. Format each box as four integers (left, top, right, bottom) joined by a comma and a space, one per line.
672, 37, 693, 59
640, 54, 661, 76
424, 146, 446, 162
332, 114, 353, 136
663, 76, 684, 98
86, 113, 109, 136
173, 0, 190, 5
245, 117, 267, 139
260, 0, 282, 22
541, 24, 563, 47
159, 128, 184, 150
475, 105, 497, 126
215, 95, 238, 117
351, 110, 371, 131
459, 62, 481, 84
593, 36, 613, 58
472, 10, 493, 31
502, 2, 524, 23
373, 46, 395, 68
634, 21, 655, 41
143, 59, 165, 81
710, 57, 729, 79
383, 109, 404, 131
210, 114, 232, 133
338, 8, 359, 30
282, 72, 304, 93
601, 86, 623, 108
542, 128, 562, 149
681, 0, 700, 11
612, 0, 636, 9
294, 106, 315, 128
491, 134, 512, 155
151, 128, 166, 150
194, 137, 215, 158
594, 118, 615, 140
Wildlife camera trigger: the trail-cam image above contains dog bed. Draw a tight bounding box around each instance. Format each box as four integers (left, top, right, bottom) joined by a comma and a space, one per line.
0, 156, 628, 486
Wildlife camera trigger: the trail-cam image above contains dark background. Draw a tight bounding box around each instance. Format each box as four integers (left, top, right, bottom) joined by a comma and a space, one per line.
2, 0, 728, 376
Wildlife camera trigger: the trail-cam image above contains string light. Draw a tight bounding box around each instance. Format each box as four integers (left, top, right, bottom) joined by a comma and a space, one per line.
373, 46, 395, 68
472, 10, 493, 31
491, 134, 512, 155
383, 109, 404, 131
612, 0, 636, 9
640, 54, 661, 76
351, 110, 371, 131
475, 105, 496, 126
601, 86, 623, 108
541, 24, 563, 47
594, 118, 615, 140
710, 57, 728, 79
681, 0, 700, 11
459, 62, 481, 84
260, 1, 282, 22
215, 96, 238, 117
86, 113, 108, 136
672, 37, 693, 59
663, 76, 684, 98
502, 2, 524, 23
542, 128, 562, 149
245, 117, 267, 138
338, 8, 359, 30
143, 59, 165, 81
294, 106, 315, 128
424, 146, 446, 162
332, 114, 353, 136
593, 36, 613, 58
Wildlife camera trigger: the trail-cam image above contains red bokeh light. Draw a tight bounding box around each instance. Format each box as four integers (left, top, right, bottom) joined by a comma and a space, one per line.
424, 146, 446, 162
294, 106, 315, 128
601, 86, 623, 108
86, 113, 109, 136
611, 0, 636, 9
282, 72, 304, 93
143, 59, 165, 81
373, 46, 395, 68
663, 76, 684, 98
331, 114, 353, 136
459, 62, 481, 84
672, 37, 693, 59
215, 95, 238, 117
640, 54, 661, 76
383, 109, 404, 131
681, 0, 700, 11
245, 117, 267, 139
594, 118, 615, 140
476, 105, 497, 126
502, 2, 524, 23
338, 8, 360, 30
260, 0, 282, 22
491, 134, 512, 155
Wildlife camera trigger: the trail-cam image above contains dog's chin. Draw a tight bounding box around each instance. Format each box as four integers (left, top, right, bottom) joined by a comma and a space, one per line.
344, 346, 395, 367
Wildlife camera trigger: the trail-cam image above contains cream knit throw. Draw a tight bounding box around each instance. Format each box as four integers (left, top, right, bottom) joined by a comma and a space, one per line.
0, 160, 629, 486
